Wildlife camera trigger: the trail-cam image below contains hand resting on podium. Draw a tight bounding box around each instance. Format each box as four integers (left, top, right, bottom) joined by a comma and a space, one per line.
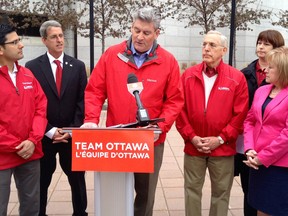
80, 122, 99, 128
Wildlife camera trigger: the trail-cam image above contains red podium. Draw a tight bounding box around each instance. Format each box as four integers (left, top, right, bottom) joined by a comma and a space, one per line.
66, 128, 160, 216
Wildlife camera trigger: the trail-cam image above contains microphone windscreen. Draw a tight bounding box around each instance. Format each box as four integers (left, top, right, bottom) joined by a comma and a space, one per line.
127, 73, 138, 84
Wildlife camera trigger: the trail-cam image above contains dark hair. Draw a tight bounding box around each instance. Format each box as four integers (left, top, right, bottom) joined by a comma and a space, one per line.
256, 30, 285, 48
0, 24, 15, 45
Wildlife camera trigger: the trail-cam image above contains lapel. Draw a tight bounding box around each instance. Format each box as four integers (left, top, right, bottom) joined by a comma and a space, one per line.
39, 53, 74, 98
61, 54, 74, 97
259, 85, 288, 121
39, 54, 59, 97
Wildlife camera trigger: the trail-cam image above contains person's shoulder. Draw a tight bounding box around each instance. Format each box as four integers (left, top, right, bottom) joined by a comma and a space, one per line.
97, 41, 126, 60
63, 54, 86, 67
105, 41, 126, 53
222, 63, 243, 76
241, 59, 258, 74
257, 84, 271, 92
25, 54, 46, 66
186, 63, 202, 71
182, 63, 202, 77
113, 40, 126, 49
156, 44, 176, 58
219, 62, 248, 84
17, 64, 36, 78
254, 84, 271, 97
64, 54, 83, 63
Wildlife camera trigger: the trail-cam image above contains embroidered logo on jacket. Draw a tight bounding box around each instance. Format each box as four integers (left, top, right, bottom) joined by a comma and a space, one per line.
218, 86, 230, 91
22, 82, 33, 90
146, 79, 157, 83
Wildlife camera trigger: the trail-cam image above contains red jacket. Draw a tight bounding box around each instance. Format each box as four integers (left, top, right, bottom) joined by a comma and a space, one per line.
0, 62, 47, 170
176, 60, 248, 156
85, 39, 184, 145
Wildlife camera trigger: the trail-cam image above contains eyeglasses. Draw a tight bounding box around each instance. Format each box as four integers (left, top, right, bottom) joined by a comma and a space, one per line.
3, 38, 22, 46
202, 42, 224, 49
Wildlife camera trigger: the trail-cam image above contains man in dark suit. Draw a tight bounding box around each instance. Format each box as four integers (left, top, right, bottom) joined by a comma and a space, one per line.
25, 20, 88, 216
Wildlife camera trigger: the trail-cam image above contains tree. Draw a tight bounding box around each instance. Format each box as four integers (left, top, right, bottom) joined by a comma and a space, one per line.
217, 0, 271, 30
218, 0, 271, 66
170, 0, 271, 66
0, 0, 32, 29
272, 10, 288, 28
79, 0, 176, 54
0, 0, 86, 37
170, 0, 230, 34
171, 0, 271, 33
31, 0, 87, 32
79, 0, 130, 54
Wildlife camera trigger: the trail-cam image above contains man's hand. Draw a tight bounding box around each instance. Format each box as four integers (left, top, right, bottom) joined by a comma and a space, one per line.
201, 136, 222, 151
52, 128, 70, 144
80, 122, 99, 128
15, 140, 35, 160
192, 136, 223, 154
192, 136, 211, 154
141, 124, 161, 142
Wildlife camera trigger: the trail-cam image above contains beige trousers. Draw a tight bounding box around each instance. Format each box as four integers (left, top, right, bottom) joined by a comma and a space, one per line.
184, 154, 234, 216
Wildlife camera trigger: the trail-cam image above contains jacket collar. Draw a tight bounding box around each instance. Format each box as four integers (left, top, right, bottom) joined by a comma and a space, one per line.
259, 85, 288, 120
0, 61, 20, 75
123, 37, 159, 60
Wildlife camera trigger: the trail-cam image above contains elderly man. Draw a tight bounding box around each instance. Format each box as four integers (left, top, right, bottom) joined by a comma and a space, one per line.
176, 30, 249, 216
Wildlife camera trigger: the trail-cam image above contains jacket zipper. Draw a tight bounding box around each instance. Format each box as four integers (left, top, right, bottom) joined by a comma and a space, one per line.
15, 86, 19, 95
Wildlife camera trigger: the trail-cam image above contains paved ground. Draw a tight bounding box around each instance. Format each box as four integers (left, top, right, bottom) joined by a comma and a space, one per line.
8, 111, 244, 215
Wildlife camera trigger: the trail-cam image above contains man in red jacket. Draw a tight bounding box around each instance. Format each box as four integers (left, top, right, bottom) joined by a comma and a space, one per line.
0, 24, 47, 216
82, 7, 184, 216
176, 30, 249, 216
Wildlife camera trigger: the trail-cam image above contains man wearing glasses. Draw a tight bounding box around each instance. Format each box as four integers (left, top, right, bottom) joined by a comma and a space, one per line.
176, 30, 249, 216
0, 23, 47, 216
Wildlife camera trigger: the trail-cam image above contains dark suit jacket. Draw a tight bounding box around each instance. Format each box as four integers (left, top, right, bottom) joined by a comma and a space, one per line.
26, 53, 87, 133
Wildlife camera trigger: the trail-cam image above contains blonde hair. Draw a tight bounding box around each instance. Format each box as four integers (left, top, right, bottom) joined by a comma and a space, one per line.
266, 46, 288, 88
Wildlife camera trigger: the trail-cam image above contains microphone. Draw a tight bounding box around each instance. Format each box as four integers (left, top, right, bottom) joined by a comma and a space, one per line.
127, 73, 150, 126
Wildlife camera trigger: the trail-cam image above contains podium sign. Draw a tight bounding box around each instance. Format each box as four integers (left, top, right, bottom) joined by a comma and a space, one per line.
72, 129, 154, 173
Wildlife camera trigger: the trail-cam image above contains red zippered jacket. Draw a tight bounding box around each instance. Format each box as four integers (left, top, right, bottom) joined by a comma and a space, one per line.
84, 39, 184, 146
176, 60, 248, 156
0, 62, 47, 170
